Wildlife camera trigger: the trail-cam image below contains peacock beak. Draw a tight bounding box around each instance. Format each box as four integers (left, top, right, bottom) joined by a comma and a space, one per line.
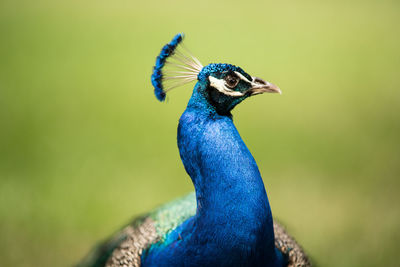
248, 77, 282, 95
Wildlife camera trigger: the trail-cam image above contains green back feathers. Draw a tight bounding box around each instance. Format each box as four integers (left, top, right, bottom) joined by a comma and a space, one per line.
150, 192, 196, 241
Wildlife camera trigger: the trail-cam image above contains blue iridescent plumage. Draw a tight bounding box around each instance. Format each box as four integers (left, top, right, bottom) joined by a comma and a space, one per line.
145, 35, 295, 267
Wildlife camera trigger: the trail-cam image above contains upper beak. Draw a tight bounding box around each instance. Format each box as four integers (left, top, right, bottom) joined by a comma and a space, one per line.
247, 77, 281, 95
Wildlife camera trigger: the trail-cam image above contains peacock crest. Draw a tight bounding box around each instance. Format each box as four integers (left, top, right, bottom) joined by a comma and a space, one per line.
151, 33, 203, 101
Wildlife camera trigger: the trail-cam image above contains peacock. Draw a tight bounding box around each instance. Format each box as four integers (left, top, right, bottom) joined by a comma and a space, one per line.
78, 33, 310, 267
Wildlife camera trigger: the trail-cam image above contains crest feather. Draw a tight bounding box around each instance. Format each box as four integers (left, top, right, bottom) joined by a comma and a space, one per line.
151, 33, 203, 101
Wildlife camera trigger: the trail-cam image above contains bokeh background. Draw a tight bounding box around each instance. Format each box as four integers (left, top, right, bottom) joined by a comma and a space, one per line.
1, 0, 399, 266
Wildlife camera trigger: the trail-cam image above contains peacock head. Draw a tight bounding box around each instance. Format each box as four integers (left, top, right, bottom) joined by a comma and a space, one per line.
195, 63, 280, 114
151, 33, 281, 114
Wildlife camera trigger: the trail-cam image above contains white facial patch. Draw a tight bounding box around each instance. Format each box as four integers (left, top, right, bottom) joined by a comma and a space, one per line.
208, 76, 245, 97
208, 70, 255, 97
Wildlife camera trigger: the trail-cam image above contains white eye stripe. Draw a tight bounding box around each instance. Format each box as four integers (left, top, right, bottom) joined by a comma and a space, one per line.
234, 71, 270, 88
208, 76, 245, 97
233, 71, 252, 84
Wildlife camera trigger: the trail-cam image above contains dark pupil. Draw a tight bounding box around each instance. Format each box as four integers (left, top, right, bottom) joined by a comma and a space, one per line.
226, 75, 238, 87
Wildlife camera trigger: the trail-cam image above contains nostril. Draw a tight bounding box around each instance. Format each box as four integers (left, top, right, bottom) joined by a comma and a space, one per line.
252, 77, 267, 85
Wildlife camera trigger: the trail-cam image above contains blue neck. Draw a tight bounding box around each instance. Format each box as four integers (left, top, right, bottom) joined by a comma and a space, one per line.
142, 83, 284, 266
176, 84, 281, 266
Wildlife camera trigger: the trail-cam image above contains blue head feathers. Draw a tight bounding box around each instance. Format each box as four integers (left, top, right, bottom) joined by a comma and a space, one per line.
151, 33, 203, 101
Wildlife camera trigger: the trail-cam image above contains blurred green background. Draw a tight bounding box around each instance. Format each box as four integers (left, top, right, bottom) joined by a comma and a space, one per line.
1, 0, 399, 266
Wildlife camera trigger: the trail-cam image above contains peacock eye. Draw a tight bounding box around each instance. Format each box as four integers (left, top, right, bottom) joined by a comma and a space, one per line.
224, 74, 240, 89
